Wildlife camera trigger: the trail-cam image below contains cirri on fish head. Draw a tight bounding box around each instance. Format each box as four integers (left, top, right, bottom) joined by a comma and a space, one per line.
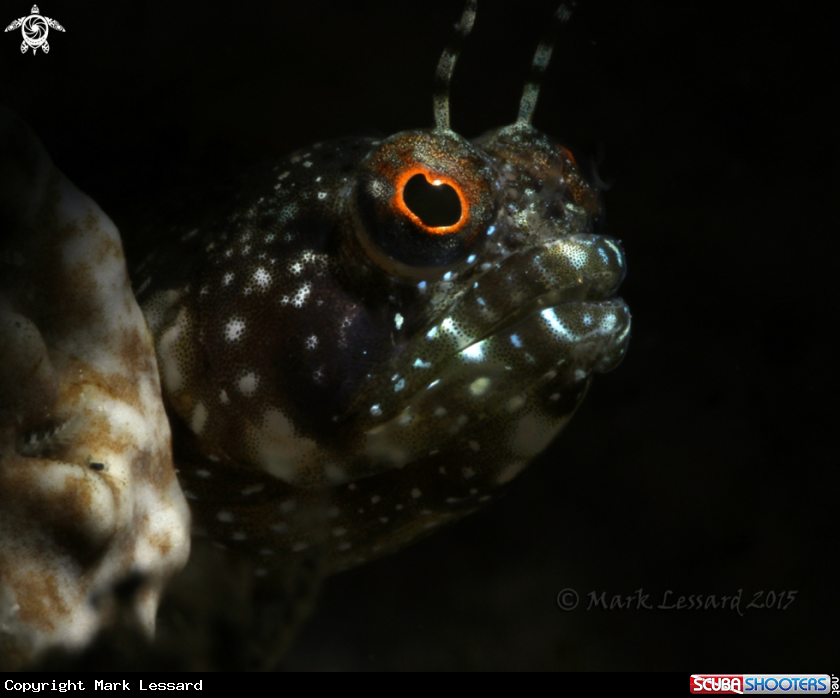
132, 1, 631, 572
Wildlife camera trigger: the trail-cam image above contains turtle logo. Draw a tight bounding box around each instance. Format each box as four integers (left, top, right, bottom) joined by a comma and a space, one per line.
4, 5, 65, 55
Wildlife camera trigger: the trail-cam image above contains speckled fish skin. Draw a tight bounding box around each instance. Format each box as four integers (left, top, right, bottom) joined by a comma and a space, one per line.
133, 10, 631, 573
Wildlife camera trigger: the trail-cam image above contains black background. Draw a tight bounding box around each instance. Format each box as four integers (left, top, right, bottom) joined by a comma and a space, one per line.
3, 0, 837, 670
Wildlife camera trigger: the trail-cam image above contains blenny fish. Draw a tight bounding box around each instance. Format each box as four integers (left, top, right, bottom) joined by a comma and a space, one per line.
132, 1, 630, 574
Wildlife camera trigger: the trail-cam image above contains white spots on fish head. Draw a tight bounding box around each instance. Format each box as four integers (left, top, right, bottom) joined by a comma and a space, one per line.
461, 342, 486, 363
305, 335, 318, 350
411, 488, 422, 499
469, 376, 491, 396
279, 202, 299, 226
439, 316, 459, 338
566, 245, 588, 271
599, 312, 618, 333
224, 317, 246, 342
190, 401, 208, 435
219, 389, 230, 405
252, 267, 272, 290
237, 371, 259, 396
250, 408, 319, 484
541, 308, 578, 342
292, 283, 311, 307
509, 412, 567, 458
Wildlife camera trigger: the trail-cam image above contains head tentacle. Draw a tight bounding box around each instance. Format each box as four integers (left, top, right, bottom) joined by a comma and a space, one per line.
515, 3, 574, 127
433, 0, 477, 131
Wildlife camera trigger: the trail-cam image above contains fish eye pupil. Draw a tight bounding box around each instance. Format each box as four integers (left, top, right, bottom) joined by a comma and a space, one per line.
402, 174, 462, 228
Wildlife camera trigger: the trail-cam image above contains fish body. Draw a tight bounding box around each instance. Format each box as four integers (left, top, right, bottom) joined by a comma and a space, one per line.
132, 3, 631, 572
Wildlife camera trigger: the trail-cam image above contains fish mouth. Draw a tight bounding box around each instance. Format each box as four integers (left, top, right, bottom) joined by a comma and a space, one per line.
450, 232, 630, 373
481, 293, 630, 374
476, 284, 622, 345
356, 231, 630, 471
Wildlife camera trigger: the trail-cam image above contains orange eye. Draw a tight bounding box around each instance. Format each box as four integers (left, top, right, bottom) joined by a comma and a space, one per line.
396, 169, 466, 232
353, 130, 498, 270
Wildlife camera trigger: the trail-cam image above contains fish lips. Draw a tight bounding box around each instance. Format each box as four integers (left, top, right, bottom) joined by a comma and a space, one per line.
465, 232, 631, 374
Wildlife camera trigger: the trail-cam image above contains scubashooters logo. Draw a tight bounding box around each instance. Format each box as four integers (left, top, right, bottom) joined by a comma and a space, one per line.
690, 675, 831, 695
4, 5, 65, 54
